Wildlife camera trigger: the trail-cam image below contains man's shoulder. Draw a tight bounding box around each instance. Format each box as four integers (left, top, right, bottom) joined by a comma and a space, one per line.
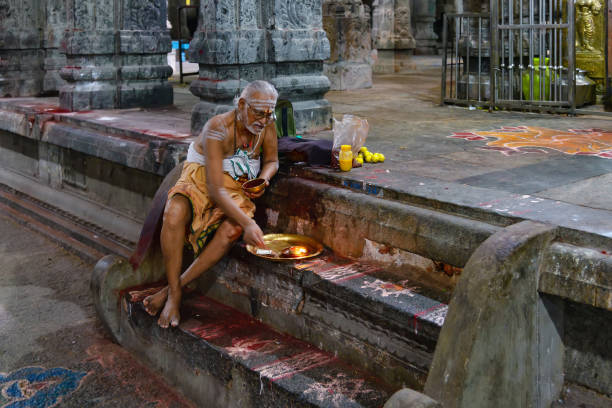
201, 111, 233, 140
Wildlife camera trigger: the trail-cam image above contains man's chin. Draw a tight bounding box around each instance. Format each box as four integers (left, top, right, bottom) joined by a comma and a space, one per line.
248, 125, 264, 135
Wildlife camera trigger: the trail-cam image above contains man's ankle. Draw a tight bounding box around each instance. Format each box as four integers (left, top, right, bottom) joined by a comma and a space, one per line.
168, 286, 182, 298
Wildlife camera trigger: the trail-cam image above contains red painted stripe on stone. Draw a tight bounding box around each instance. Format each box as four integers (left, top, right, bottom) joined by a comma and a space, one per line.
253, 350, 337, 382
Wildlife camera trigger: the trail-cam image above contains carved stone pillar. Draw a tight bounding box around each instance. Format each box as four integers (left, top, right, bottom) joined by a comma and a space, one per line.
60, 0, 173, 111
0, 0, 45, 97
413, 0, 438, 55
323, 0, 372, 90
189, 0, 332, 135
43, 0, 67, 93
371, 0, 415, 73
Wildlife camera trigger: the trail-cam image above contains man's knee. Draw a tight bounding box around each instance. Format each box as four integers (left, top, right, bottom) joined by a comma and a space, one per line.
163, 196, 191, 230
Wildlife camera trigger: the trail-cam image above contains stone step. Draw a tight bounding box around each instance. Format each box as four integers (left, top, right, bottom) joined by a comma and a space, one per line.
256, 175, 499, 297
0, 183, 134, 263
202, 245, 448, 390
124, 286, 398, 408
286, 165, 612, 250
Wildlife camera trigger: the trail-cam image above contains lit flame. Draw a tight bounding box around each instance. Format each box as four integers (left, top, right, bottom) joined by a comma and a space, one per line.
290, 246, 309, 256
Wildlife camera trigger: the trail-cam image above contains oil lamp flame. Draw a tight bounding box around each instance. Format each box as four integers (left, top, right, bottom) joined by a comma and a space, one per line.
290, 246, 309, 256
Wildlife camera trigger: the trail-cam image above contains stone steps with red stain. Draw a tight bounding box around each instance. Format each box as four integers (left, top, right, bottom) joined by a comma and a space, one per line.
200, 245, 448, 391
124, 289, 396, 408
0, 183, 134, 263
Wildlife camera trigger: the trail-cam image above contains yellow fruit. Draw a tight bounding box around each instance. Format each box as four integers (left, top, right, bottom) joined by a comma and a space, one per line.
359, 146, 368, 154
371, 155, 379, 163
355, 157, 364, 165
379, 153, 385, 162
365, 153, 373, 163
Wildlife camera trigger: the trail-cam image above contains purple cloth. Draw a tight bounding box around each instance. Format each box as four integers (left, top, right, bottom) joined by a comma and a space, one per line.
277, 137, 332, 165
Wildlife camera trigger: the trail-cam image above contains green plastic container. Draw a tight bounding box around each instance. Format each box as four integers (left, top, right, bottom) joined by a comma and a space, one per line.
522, 57, 551, 101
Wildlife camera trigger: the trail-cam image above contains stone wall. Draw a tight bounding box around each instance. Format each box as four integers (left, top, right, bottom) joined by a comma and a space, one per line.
0, 0, 45, 97
188, 0, 332, 135
43, 0, 67, 93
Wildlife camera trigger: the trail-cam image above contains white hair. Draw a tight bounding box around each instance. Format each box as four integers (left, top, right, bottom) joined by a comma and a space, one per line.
233, 80, 279, 107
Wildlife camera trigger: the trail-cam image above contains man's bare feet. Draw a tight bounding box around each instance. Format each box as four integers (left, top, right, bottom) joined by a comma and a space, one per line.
142, 287, 168, 316
158, 288, 181, 328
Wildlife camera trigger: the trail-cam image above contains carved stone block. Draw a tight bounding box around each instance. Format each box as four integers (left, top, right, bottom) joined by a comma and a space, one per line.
60, 0, 173, 111
323, 0, 372, 90
0, 0, 44, 97
371, 0, 416, 73
43, 0, 67, 93
189, 0, 332, 135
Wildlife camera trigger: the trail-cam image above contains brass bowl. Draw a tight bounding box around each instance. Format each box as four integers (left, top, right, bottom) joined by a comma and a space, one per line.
242, 178, 267, 194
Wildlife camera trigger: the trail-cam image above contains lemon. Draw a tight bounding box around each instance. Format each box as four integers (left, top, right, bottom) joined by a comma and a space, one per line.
379, 153, 385, 162
355, 157, 364, 165
365, 153, 373, 163
359, 146, 368, 154
371, 154, 379, 163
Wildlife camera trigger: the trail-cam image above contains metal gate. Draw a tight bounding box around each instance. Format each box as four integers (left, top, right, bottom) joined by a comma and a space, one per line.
490, 0, 575, 112
442, 1, 579, 113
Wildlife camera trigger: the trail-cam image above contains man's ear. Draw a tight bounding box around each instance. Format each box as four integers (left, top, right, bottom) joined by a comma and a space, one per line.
237, 98, 246, 110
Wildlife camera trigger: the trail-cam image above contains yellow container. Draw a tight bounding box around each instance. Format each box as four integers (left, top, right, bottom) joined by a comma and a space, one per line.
339, 145, 353, 172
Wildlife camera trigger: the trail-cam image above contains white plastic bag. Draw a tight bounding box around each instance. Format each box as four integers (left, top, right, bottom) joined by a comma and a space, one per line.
331, 115, 369, 168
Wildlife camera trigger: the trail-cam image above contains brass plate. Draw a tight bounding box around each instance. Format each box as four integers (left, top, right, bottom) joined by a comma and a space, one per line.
246, 234, 323, 261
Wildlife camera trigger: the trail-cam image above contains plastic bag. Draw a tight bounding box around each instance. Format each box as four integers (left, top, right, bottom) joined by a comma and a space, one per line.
331, 115, 369, 168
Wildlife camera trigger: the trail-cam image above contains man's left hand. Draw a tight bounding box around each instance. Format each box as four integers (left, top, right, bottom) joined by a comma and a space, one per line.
245, 179, 269, 199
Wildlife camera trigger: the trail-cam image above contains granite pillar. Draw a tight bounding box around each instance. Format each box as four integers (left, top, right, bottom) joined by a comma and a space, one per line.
323, 0, 372, 90
60, 0, 173, 111
188, 0, 332, 135
0, 0, 45, 97
371, 0, 415, 73
43, 0, 67, 93
413, 0, 438, 55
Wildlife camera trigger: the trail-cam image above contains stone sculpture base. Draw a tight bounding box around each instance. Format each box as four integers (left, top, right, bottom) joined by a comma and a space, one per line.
373, 49, 415, 74
324, 62, 372, 90
576, 51, 605, 94
191, 98, 331, 136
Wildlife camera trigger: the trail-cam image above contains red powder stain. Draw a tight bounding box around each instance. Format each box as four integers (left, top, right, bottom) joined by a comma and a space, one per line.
64, 66, 82, 69
25, 104, 92, 115
86, 342, 196, 408
602, 250, 608, 255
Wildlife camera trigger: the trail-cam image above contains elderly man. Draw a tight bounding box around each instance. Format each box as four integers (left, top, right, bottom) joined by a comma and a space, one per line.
143, 80, 279, 328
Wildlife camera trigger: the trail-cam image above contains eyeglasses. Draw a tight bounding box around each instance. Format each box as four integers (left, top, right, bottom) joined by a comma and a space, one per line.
247, 103, 276, 122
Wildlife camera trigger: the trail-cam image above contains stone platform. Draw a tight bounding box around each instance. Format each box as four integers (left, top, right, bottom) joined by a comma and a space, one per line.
1, 69, 612, 406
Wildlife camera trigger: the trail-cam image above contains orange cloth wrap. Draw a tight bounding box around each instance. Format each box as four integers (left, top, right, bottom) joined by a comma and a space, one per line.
168, 162, 255, 255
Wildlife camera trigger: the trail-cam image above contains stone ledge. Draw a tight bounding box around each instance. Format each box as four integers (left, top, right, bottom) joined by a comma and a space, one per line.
204, 245, 448, 389
541, 242, 612, 311
259, 176, 500, 268
122, 289, 396, 407
289, 165, 612, 250
0, 99, 190, 175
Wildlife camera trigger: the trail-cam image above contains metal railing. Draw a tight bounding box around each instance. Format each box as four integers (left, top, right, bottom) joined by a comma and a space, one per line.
490, 0, 575, 112
441, 2, 612, 117
441, 13, 492, 109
